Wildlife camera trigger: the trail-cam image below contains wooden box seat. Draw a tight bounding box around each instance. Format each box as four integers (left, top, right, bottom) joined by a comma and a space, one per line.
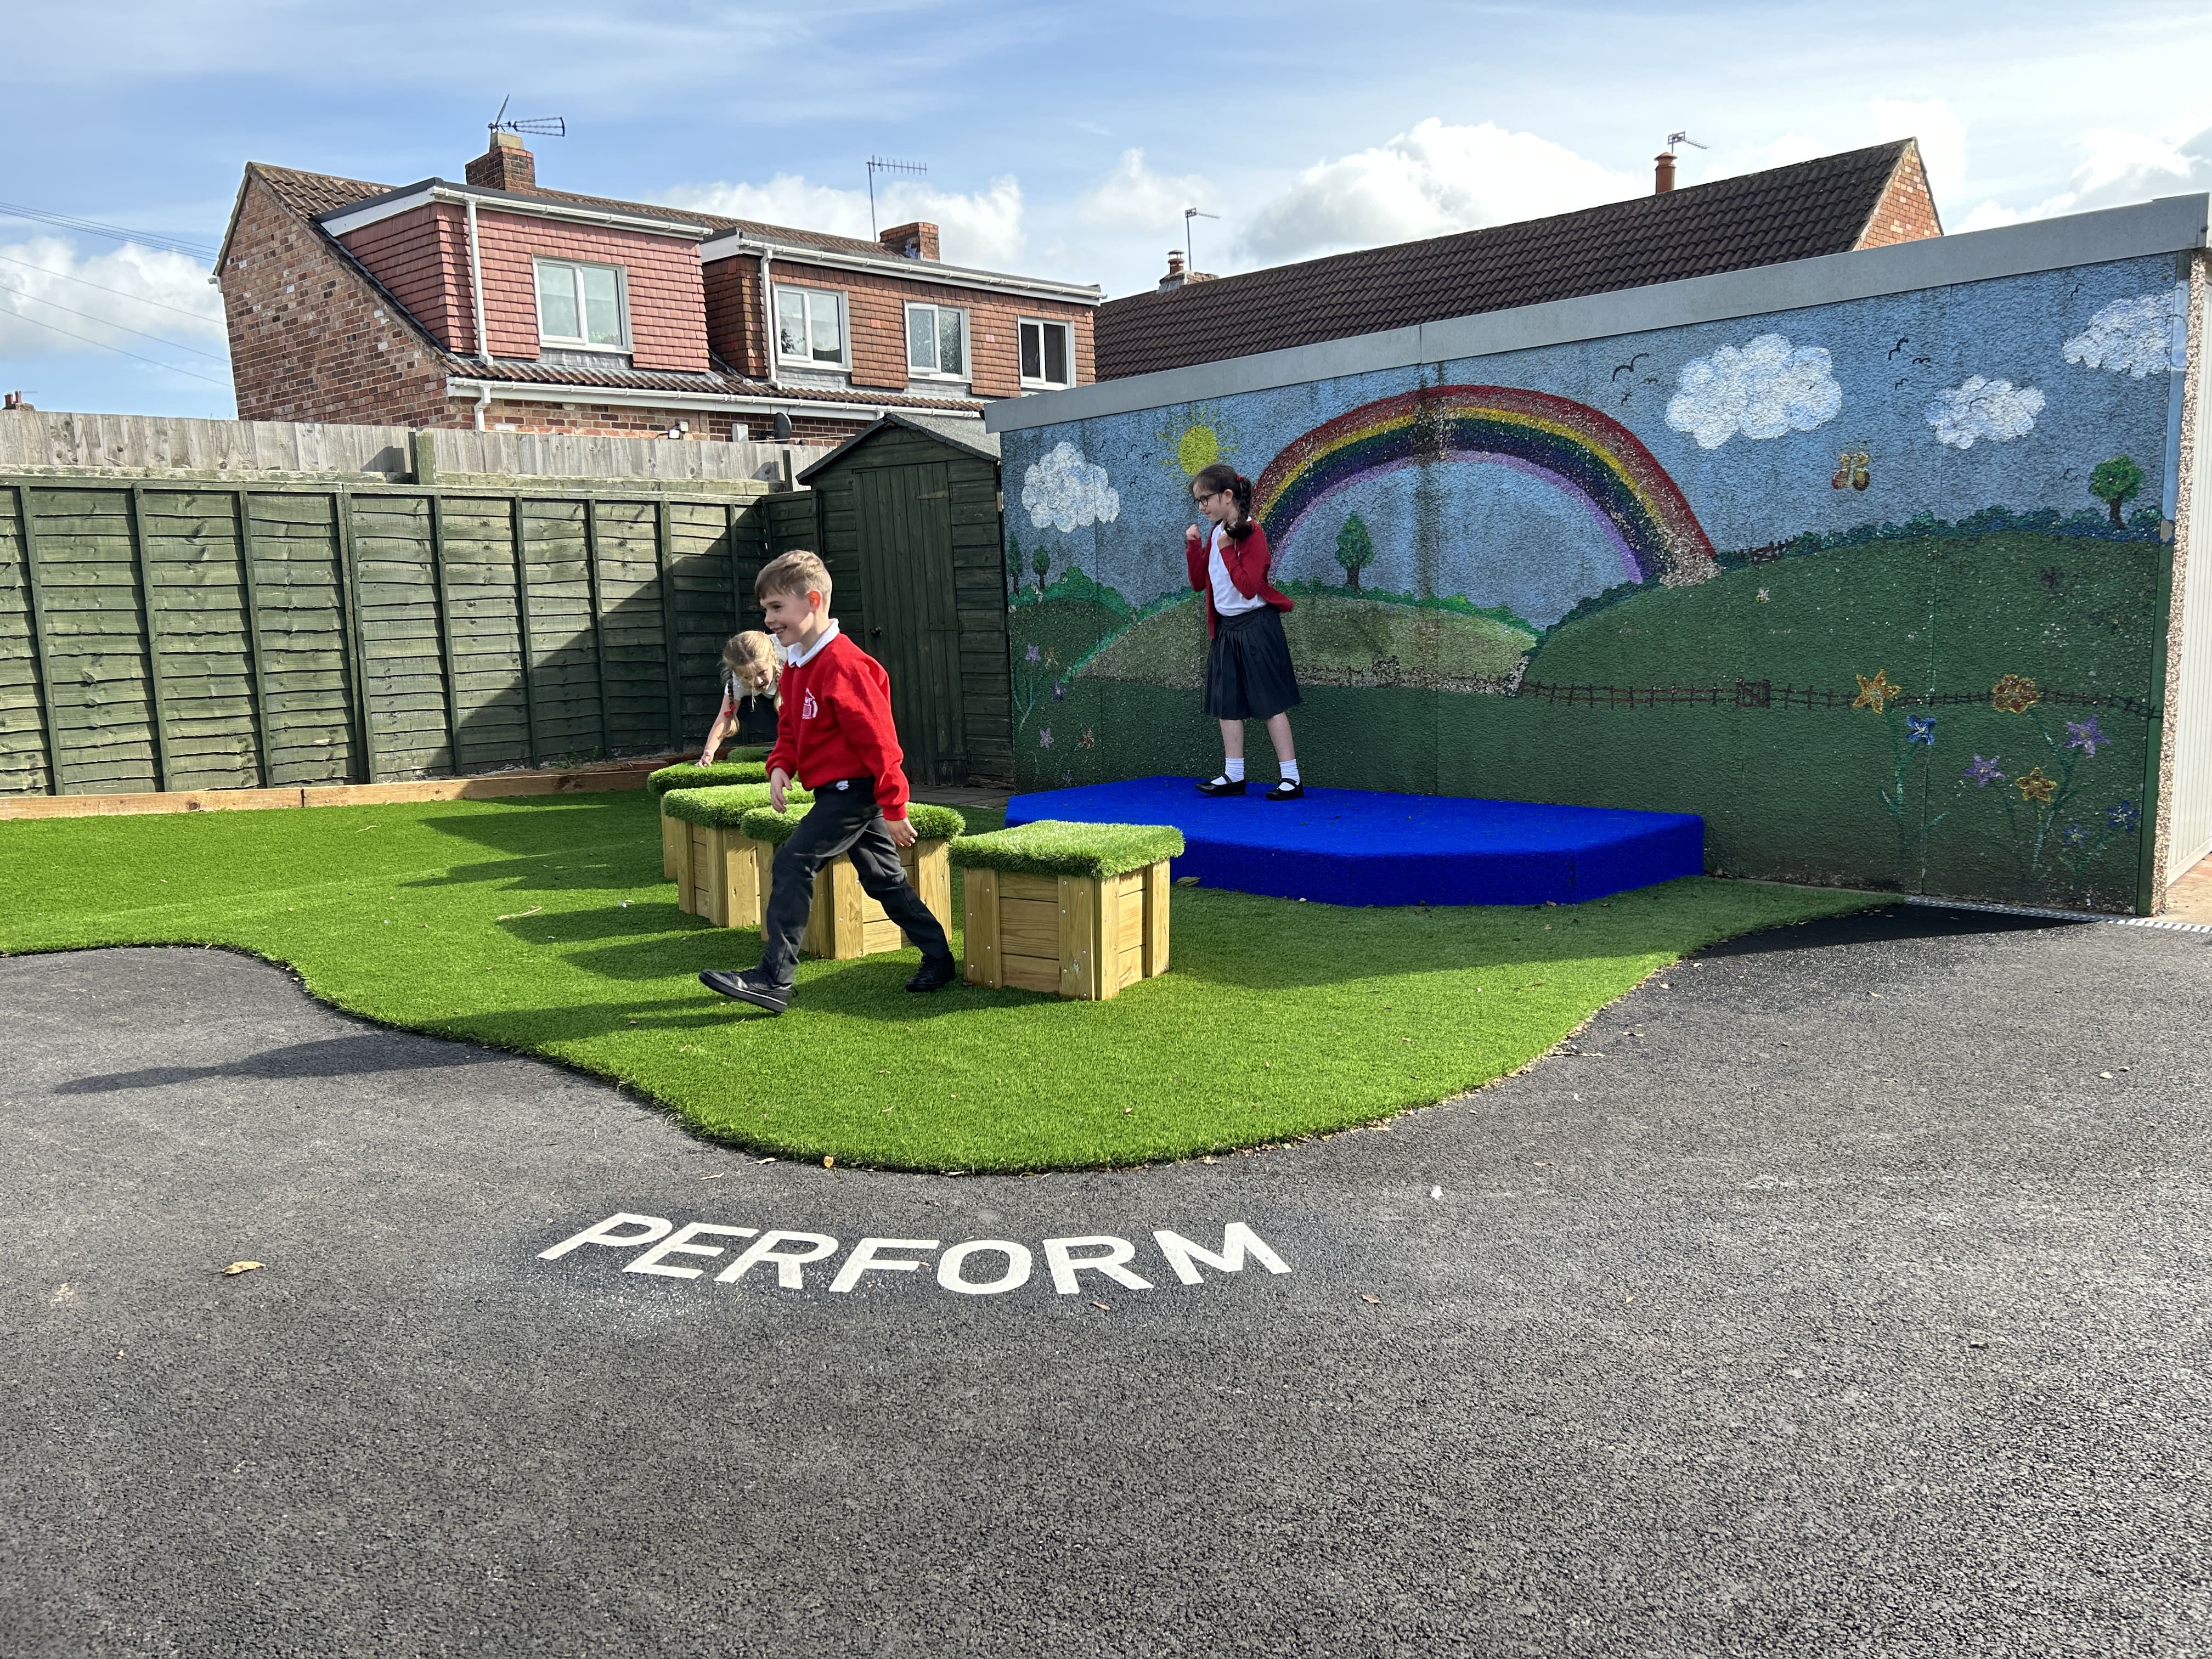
949, 820, 1183, 1000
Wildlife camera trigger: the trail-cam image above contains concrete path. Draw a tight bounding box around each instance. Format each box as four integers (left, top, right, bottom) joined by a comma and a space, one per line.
4, 908, 2207, 1657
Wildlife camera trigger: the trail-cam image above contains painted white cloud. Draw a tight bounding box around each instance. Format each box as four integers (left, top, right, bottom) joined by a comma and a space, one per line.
1925, 376, 2046, 449
1022, 442, 1119, 533
2064, 288, 2187, 377
1236, 119, 1638, 264
0, 234, 225, 363
663, 173, 1026, 269
1666, 334, 1843, 449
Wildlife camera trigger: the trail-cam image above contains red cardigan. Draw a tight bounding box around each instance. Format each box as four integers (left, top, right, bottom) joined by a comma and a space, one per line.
1186, 521, 1294, 637
764, 629, 912, 819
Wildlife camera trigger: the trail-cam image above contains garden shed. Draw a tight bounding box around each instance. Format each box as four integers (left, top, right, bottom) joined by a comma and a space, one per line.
795, 414, 1009, 786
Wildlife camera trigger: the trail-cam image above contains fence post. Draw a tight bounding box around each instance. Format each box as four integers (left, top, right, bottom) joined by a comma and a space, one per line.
657, 495, 683, 749
428, 492, 461, 774
334, 487, 379, 785
511, 495, 539, 768
126, 484, 173, 792
585, 496, 611, 760
10, 483, 62, 795
233, 490, 272, 788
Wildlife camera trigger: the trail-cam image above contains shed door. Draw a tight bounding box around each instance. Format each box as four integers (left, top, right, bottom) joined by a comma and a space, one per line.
855, 460, 964, 784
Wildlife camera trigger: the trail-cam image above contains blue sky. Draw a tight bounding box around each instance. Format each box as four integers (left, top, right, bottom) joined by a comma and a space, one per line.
4, 0, 2210, 420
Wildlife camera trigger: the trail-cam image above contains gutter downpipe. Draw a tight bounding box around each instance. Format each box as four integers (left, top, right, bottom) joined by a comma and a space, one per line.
464, 195, 492, 367
753, 241, 781, 391
472, 383, 492, 432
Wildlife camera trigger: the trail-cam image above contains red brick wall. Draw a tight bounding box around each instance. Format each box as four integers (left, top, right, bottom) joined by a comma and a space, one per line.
704, 252, 1096, 396
473, 210, 709, 372
221, 173, 456, 427
338, 202, 475, 352
1857, 147, 1944, 249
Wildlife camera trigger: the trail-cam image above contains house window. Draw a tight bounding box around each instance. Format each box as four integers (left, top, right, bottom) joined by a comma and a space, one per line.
534, 259, 627, 350
1018, 318, 1073, 388
905, 302, 968, 380
776, 285, 847, 368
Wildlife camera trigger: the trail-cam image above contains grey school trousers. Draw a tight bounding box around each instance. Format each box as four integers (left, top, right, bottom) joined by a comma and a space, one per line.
757, 777, 951, 986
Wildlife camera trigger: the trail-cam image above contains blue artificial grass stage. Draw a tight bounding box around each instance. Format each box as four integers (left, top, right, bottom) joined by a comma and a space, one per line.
1003, 776, 1705, 906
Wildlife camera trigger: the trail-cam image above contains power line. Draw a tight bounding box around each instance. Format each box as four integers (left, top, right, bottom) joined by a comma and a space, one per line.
0, 199, 217, 262
0, 305, 230, 385
0, 276, 228, 360
0, 249, 221, 324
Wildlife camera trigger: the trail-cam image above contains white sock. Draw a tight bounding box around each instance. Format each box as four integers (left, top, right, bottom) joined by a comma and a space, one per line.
1223, 757, 1245, 782
1279, 759, 1301, 783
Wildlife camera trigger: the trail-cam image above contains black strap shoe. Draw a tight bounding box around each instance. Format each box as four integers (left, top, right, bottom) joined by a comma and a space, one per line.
1197, 775, 1246, 796
1265, 780, 1305, 801
699, 968, 789, 1014
906, 954, 960, 992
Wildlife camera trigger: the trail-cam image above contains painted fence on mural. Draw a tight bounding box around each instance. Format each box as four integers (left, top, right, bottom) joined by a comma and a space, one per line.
987, 199, 2212, 912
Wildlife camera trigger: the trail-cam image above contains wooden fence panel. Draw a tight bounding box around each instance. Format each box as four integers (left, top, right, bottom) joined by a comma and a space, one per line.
32, 487, 160, 794
593, 499, 670, 757
0, 487, 51, 794
139, 488, 259, 789
349, 493, 449, 778
247, 492, 356, 786
438, 495, 529, 772
520, 498, 602, 764
669, 499, 740, 744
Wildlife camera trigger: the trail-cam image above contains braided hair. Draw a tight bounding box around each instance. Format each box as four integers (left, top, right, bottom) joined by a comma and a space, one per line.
1192, 462, 1256, 541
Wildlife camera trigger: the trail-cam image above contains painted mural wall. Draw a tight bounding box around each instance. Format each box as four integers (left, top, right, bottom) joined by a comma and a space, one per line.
1000, 256, 2191, 911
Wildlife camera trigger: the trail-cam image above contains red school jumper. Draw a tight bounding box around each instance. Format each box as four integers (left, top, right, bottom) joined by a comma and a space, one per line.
1184, 521, 1294, 637
765, 628, 912, 820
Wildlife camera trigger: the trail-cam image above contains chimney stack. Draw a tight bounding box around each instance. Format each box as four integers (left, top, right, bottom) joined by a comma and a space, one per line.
467, 129, 537, 193
1654, 150, 1676, 194
879, 221, 939, 261
1159, 250, 1187, 291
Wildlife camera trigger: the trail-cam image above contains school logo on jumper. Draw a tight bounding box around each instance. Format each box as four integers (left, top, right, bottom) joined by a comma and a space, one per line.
802, 690, 819, 720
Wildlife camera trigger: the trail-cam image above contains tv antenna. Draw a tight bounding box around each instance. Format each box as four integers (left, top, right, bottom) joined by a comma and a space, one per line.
488, 96, 566, 139
867, 157, 928, 238
1183, 206, 1219, 275
1664, 131, 1708, 155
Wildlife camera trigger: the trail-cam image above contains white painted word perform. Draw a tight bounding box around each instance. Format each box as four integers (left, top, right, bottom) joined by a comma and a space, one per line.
540, 1215, 1292, 1296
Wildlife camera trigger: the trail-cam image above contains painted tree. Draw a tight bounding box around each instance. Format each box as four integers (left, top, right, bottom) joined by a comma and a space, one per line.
1005, 532, 1024, 599
1031, 541, 1053, 595
2090, 455, 2145, 528
1334, 513, 1376, 590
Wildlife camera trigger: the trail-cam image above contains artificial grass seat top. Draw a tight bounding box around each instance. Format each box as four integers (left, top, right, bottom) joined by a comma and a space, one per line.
647, 752, 769, 796
738, 802, 967, 845
948, 819, 1185, 881
660, 782, 812, 828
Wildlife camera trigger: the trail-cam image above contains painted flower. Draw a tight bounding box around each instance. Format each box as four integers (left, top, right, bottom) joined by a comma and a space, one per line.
1039, 727, 1053, 749
2065, 717, 2107, 757
1078, 729, 1097, 749
1853, 669, 1901, 713
1044, 648, 1059, 668
1990, 673, 2041, 714
1024, 644, 1041, 663
2107, 799, 2142, 832
1052, 681, 1065, 701
1906, 715, 1936, 746
2015, 765, 2057, 804
1963, 753, 2005, 786
2058, 823, 2092, 848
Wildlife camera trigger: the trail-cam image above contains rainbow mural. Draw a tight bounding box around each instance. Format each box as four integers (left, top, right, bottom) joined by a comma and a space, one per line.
1254, 385, 1719, 587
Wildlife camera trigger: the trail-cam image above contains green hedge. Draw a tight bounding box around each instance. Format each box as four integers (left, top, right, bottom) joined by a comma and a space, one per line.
947, 820, 1183, 881
659, 782, 812, 828
648, 752, 770, 797
737, 802, 968, 846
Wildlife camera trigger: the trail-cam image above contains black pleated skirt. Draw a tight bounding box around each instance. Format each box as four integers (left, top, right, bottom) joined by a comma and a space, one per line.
1203, 605, 1302, 721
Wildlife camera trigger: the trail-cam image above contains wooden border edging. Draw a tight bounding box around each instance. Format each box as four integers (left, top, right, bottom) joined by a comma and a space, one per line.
0, 755, 691, 822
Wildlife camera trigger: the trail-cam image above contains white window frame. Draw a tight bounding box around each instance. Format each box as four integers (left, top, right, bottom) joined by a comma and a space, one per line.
774, 284, 849, 370
904, 301, 972, 383
1017, 317, 1075, 390
532, 257, 630, 353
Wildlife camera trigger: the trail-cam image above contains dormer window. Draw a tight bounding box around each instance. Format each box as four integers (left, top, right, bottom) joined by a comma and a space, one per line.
905, 302, 968, 382
535, 258, 628, 351
776, 285, 848, 368
1018, 318, 1073, 388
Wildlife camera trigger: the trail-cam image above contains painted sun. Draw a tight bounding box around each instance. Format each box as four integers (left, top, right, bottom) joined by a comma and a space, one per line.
1157, 404, 1242, 478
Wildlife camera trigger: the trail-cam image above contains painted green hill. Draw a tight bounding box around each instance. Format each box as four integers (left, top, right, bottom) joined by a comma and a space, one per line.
1076, 590, 1538, 691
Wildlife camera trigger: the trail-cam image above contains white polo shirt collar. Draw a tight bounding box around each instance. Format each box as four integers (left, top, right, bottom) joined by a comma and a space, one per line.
785, 618, 842, 669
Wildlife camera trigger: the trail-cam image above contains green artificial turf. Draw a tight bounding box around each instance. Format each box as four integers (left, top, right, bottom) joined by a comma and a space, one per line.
740, 802, 966, 845
647, 753, 769, 795
661, 783, 812, 826
0, 791, 1875, 1171
950, 820, 1186, 879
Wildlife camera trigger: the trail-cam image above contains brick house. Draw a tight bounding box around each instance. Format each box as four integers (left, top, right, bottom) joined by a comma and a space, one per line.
1096, 140, 1942, 380
214, 131, 1102, 446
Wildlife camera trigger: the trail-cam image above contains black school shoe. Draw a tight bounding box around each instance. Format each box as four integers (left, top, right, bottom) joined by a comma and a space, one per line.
1196, 776, 1246, 796
698, 968, 789, 1014
1265, 780, 1305, 801
906, 953, 960, 993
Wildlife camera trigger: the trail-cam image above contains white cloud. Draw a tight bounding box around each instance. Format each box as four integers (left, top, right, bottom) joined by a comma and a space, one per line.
1235, 119, 1638, 265
0, 235, 225, 365
1079, 148, 1214, 230
1666, 334, 1843, 449
1925, 376, 2045, 449
1871, 98, 1967, 206
1956, 125, 2211, 232
663, 173, 1026, 269
2064, 288, 2187, 377
1022, 442, 1119, 533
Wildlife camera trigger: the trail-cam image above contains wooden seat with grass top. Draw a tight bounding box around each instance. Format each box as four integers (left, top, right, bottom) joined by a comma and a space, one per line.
661, 783, 811, 928
951, 821, 1183, 1000
736, 803, 964, 959
650, 749, 770, 877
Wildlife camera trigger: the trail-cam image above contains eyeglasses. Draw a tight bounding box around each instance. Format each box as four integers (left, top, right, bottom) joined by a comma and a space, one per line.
1192, 488, 1225, 502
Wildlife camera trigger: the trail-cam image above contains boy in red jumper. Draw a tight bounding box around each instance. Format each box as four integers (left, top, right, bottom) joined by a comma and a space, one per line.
699, 550, 956, 1015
